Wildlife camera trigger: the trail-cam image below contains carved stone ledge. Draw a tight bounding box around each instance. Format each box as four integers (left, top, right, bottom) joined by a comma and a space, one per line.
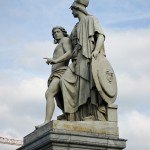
17, 121, 126, 150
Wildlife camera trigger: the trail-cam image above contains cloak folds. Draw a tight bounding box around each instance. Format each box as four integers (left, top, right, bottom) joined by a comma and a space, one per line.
60, 15, 106, 120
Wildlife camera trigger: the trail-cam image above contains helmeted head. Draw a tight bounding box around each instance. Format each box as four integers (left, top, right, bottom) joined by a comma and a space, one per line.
70, 0, 89, 15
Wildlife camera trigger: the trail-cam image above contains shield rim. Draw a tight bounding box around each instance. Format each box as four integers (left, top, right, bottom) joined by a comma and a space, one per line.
92, 53, 117, 104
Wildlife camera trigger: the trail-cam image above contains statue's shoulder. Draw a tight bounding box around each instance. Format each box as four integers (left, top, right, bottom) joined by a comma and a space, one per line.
87, 15, 98, 20
61, 37, 70, 44
85, 15, 99, 23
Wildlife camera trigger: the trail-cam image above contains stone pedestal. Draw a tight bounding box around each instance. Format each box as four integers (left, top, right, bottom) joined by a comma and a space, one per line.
17, 120, 126, 150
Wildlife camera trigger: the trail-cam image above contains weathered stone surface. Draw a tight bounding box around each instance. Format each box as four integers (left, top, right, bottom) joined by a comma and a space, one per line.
24, 121, 119, 145
107, 104, 118, 122
17, 121, 126, 150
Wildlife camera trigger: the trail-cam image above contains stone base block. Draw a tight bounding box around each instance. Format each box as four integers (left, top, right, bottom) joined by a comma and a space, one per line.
107, 104, 118, 122
17, 121, 126, 150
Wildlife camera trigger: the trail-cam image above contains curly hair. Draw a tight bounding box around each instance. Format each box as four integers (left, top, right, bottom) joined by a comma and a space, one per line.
52, 26, 69, 44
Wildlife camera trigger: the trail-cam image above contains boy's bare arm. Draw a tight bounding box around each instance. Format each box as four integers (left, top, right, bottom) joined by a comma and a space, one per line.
50, 38, 72, 64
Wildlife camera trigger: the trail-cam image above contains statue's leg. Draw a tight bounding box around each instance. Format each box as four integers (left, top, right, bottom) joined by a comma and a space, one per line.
44, 77, 60, 122
35, 77, 59, 129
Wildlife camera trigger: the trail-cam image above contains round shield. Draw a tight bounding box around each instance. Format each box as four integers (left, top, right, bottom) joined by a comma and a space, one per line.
92, 53, 117, 104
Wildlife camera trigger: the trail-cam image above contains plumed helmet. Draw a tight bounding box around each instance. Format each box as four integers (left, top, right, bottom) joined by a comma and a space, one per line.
75, 0, 89, 7
70, 0, 90, 15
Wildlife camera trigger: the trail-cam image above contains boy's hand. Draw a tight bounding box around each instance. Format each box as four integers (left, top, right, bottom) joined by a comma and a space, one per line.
43, 58, 56, 65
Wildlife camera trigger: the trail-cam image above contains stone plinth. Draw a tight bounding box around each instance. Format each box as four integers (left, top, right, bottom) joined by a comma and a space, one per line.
17, 121, 126, 150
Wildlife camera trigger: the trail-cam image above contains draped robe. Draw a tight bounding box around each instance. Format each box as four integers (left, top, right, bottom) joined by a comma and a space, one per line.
60, 15, 106, 121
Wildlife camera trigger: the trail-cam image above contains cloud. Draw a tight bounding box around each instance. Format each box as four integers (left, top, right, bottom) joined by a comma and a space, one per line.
104, 28, 150, 114
0, 77, 46, 103
106, 29, 150, 68
0, 144, 19, 150
0, 75, 47, 136
118, 73, 150, 99
0, 40, 56, 86
0, 38, 63, 143
103, 28, 150, 150
0, 105, 10, 118
119, 110, 150, 150
0, 75, 62, 140
89, 0, 150, 28
13, 40, 55, 73
105, 28, 150, 74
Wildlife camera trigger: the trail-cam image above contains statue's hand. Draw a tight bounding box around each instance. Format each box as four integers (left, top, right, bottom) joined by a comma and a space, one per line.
43, 58, 56, 65
92, 51, 99, 59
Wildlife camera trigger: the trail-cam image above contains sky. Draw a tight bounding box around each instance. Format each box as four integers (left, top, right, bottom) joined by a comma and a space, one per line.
0, 0, 150, 149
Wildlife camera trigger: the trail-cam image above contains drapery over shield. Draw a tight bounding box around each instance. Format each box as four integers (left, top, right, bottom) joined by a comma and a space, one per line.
92, 53, 117, 104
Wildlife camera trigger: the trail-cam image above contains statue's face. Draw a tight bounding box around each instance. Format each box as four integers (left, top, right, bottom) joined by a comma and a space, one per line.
71, 8, 78, 18
53, 28, 64, 40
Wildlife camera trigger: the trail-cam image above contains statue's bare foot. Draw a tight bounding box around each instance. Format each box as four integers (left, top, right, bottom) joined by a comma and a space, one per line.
57, 114, 67, 120
35, 122, 49, 130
